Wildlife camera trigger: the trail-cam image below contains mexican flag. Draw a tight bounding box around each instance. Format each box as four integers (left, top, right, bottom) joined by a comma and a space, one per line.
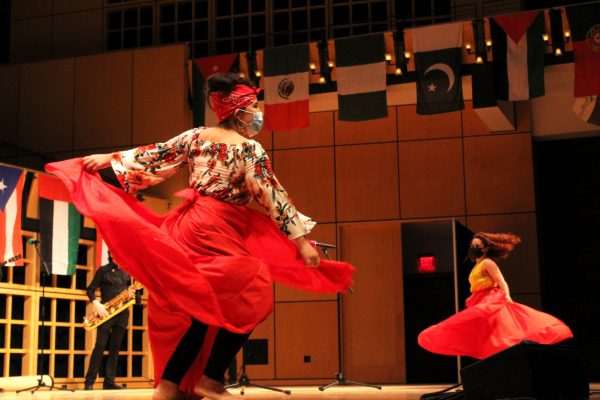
565, 3, 600, 97
263, 43, 310, 131
334, 33, 388, 121
38, 174, 81, 276
490, 11, 545, 101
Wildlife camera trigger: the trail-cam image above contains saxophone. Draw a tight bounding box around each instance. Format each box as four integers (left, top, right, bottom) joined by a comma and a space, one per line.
83, 281, 143, 331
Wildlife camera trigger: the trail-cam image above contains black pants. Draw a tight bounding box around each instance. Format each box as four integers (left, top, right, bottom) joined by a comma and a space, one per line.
162, 318, 251, 384
84, 311, 128, 386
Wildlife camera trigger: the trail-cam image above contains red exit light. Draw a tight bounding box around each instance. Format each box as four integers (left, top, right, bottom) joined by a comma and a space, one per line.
418, 256, 437, 273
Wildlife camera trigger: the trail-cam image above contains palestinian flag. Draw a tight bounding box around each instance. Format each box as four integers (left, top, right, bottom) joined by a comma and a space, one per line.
335, 33, 388, 121
0, 165, 25, 266
263, 44, 309, 131
38, 174, 81, 275
490, 11, 546, 101
413, 22, 464, 115
189, 54, 239, 127
573, 96, 600, 126
565, 3, 600, 97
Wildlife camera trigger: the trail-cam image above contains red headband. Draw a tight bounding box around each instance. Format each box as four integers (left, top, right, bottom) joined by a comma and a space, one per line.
209, 85, 260, 123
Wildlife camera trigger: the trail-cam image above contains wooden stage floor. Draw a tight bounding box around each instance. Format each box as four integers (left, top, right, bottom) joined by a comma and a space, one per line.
1, 384, 600, 400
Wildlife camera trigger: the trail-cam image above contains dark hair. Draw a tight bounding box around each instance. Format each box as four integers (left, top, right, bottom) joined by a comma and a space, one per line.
205, 72, 253, 98
204, 72, 254, 126
472, 232, 522, 259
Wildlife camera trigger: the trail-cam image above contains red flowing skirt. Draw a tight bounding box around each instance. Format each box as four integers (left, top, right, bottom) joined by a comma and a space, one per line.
418, 288, 573, 360
46, 158, 355, 397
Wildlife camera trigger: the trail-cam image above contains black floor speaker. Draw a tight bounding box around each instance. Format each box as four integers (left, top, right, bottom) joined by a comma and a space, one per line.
460, 341, 589, 400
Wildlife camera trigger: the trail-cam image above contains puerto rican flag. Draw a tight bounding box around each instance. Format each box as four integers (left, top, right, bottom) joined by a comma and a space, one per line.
0, 165, 25, 266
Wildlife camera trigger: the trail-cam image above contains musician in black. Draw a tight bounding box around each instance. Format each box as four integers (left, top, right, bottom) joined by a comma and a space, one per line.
84, 253, 131, 390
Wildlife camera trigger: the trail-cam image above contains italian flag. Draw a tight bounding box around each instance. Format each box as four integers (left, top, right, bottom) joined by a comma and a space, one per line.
38, 174, 81, 276
335, 33, 388, 121
490, 11, 545, 101
263, 43, 310, 131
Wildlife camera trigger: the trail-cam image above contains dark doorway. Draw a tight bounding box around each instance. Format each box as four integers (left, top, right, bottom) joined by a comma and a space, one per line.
402, 219, 474, 383
535, 135, 600, 381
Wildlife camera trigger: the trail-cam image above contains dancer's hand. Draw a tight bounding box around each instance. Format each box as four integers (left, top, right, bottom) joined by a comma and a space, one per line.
83, 153, 113, 172
293, 236, 320, 267
92, 300, 109, 318
505, 295, 513, 304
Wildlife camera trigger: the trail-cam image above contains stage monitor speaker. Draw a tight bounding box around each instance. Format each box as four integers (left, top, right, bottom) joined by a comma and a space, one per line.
460, 341, 588, 400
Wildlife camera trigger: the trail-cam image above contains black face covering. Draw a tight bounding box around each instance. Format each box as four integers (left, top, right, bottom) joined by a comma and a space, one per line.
468, 246, 485, 261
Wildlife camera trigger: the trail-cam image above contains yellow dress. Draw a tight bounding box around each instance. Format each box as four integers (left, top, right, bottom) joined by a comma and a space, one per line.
468, 259, 498, 293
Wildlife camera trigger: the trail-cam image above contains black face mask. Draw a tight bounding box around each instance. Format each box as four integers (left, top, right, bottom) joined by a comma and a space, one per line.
468, 246, 484, 261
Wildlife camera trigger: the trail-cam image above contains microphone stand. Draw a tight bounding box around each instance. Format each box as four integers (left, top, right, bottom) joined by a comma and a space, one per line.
17, 241, 74, 393
317, 245, 381, 392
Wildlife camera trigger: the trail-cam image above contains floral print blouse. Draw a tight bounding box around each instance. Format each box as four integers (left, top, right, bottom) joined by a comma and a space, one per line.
111, 127, 315, 240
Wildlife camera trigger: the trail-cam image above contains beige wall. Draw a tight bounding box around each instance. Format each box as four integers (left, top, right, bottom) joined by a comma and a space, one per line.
0, 43, 545, 385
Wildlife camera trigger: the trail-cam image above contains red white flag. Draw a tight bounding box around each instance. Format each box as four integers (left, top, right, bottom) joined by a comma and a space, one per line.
0, 166, 25, 266
566, 3, 600, 96
263, 44, 309, 131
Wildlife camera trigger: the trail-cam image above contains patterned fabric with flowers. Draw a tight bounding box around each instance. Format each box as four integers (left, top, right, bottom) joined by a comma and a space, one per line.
111, 127, 314, 239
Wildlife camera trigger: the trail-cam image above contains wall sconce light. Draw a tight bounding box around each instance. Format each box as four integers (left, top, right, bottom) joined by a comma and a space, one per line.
393, 29, 409, 77
309, 62, 317, 73
485, 39, 492, 51
542, 33, 550, 42
465, 42, 473, 54
476, 55, 484, 64
385, 53, 392, 64
317, 39, 332, 85
564, 30, 571, 43
549, 8, 566, 58
255, 70, 262, 78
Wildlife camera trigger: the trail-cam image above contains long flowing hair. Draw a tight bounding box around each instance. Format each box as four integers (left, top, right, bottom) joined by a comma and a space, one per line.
473, 232, 522, 259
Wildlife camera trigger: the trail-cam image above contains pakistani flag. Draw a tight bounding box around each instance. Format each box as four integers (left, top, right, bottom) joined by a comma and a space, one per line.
335, 33, 388, 121
573, 96, 600, 126
38, 174, 81, 276
413, 22, 464, 115
490, 11, 545, 101
263, 44, 310, 131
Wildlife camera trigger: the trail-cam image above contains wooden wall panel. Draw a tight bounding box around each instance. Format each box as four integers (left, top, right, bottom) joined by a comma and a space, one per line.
11, 0, 53, 19
464, 134, 535, 214
514, 101, 532, 133
0, 66, 20, 146
74, 52, 133, 150
11, 17, 52, 63
274, 112, 334, 149
52, 10, 103, 59
53, 0, 103, 12
274, 302, 338, 379
19, 59, 74, 154
253, 130, 273, 151
338, 221, 405, 383
399, 139, 465, 219
335, 143, 400, 222
397, 105, 461, 140
465, 213, 540, 296
242, 313, 275, 380
132, 45, 190, 145
275, 223, 337, 302
273, 147, 335, 223
334, 108, 397, 145
462, 100, 493, 136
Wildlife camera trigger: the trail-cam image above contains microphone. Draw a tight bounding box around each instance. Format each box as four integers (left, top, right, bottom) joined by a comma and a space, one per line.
28, 238, 40, 245
310, 240, 336, 250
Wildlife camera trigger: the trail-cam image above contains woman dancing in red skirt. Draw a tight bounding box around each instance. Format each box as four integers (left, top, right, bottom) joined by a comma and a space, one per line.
47, 72, 354, 400
418, 232, 572, 360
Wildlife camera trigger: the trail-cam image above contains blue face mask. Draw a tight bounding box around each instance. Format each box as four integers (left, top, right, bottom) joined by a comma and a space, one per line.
239, 110, 263, 137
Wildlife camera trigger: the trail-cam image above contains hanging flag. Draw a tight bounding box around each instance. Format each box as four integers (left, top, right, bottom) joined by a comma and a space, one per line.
413, 22, 464, 115
95, 230, 109, 270
572, 96, 600, 126
38, 174, 81, 276
263, 44, 309, 131
189, 54, 239, 127
0, 165, 25, 266
490, 11, 545, 101
565, 3, 600, 97
472, 63, 515, 131
335, 33, 388, 121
